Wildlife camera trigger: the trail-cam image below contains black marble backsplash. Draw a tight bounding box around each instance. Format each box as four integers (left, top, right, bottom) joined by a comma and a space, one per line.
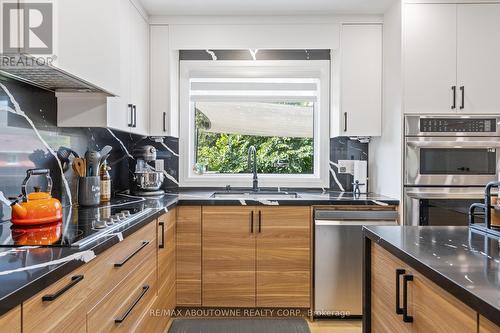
0, 75, 367, 221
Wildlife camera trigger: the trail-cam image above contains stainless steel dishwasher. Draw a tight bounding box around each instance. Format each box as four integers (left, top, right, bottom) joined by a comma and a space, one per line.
314, 208, 399, 317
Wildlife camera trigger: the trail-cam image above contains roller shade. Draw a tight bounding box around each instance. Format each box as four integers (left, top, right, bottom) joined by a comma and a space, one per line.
190, 77, 320, 102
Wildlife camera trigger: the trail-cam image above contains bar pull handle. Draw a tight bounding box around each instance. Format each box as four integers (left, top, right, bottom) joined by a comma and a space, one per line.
163, 112, 167, 132
158, 221, 165, 249
451, 86, 456, 109
42, 275, 84, 301
395, 269, 405, 314
132, 105, 137, 128
250, 210, 254, 233
258, 210, 262, 233
114, 241, 149, 267
127, 104, 133, 127
344, 112, 348, 132
459, 86, 465, 110
403, 274, 414, 323
114, 285, 150, 323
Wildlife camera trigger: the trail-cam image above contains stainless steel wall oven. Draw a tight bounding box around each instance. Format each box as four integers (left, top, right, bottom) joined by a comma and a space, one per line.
404, 115, 500, 226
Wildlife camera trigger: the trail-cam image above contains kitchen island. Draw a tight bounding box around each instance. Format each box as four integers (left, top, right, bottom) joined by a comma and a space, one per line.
363, 226, 500, 332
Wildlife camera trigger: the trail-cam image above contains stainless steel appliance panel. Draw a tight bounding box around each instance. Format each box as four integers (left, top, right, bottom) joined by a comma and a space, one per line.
314, 210, 398, 317
405, 136, 500, 186
405, 115, 500, 137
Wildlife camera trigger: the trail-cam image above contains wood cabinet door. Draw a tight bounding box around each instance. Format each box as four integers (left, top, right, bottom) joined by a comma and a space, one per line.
371, 243, 412, 333
158, 208, 176, 292
410, 270, 477, 333
202, 206, 256, 307
0, 306, 21, 333
176, 206, 202, 306
404, 3, 457, 114
256, 206, 311, 308
457, 3, 500, 114
479, 315, 500, 333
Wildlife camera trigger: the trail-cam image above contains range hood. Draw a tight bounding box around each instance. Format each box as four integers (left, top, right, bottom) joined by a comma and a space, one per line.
0, 54, 115, 96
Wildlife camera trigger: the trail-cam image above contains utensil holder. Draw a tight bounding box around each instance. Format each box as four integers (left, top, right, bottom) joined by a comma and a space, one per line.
78, 176, 101, 206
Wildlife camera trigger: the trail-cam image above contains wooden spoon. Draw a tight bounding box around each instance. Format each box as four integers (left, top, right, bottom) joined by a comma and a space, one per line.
72, 158, 86, 177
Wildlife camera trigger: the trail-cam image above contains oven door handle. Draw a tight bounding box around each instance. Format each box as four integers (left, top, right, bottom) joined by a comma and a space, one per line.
405, 191, 486, 200
406, 141, 500, 148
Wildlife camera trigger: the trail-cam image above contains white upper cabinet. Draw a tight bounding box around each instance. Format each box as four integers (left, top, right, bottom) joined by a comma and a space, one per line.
53, 0, 121, 95
404, 2, 500, 114
335, 24, 382, 137
150, 26, 170, 137
58, 0, 149, 134
457, 3, 500, 114
404, 4, 457, 114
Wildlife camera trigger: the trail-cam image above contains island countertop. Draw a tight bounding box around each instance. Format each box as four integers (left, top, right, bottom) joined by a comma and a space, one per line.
363, 225, 500, 327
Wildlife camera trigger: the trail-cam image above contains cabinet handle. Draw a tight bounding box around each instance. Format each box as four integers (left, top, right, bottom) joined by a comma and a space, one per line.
114, 285, 150, 323
395, 269, 405, 314
42, 275, 84, 302
344, 112, 348, 132
250, 211, 254, 233
451, 86, 456, 109
163, 112, 167, 132
459, 86, 465, 110
158, 221, 165, 249
127, 104, 133, 127
114, 241, 149, 267
403, 274, 414, 323
258, 210, 262, 233
132, 105, 137, 128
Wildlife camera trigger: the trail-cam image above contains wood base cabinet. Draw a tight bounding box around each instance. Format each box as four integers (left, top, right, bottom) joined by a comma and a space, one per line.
202, 206, 311, 308
0, 306, 21, 333
371, 243, 478, 333
176, 206, 202, 306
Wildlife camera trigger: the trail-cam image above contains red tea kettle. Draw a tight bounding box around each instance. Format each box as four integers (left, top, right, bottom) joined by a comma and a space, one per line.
11, 169, 63, 225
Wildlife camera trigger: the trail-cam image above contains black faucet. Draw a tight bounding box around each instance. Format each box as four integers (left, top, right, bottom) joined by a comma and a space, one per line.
248, 146, 259, 191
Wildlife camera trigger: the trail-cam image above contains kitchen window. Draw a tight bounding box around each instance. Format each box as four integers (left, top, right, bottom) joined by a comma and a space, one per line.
179, 60, 330, 187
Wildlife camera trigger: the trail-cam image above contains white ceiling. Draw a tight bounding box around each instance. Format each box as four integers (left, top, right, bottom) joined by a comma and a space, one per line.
139, 0, 396, 16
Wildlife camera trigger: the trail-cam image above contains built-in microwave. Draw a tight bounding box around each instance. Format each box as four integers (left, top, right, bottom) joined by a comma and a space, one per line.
405, 115, 500, 187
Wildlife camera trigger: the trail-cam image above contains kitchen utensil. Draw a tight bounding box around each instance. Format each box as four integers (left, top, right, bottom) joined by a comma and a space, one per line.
11, 169, 63, 225
99, 145, 112, 159
57, 147, 79, 172
85, 150, 101, 177
72, 158, 86, 177
78, 176, 101, 206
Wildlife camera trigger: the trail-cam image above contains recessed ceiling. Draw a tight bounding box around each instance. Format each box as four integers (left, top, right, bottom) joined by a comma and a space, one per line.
139, 0, 396, 16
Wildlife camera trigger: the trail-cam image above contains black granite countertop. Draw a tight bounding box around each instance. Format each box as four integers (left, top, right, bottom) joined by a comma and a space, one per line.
0, 189, 398, 316
363, 226, 500, 327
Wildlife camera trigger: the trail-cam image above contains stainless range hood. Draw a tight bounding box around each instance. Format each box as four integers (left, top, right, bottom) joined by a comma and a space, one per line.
0, 54, 115, 96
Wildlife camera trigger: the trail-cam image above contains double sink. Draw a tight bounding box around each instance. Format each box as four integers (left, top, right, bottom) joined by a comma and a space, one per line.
210, 191, 300, 200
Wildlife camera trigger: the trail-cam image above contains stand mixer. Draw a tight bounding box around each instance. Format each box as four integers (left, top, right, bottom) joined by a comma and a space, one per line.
132, 145, 165, 196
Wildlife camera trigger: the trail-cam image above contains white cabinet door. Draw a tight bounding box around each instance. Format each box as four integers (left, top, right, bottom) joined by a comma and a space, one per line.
404, 4, 457, 114
150, 26, 171, 137
457, 4, 500, 114
106, 0, 133, 132
129, 2, 149, 136
339, 24, 382, 137
53, 0, 121, 95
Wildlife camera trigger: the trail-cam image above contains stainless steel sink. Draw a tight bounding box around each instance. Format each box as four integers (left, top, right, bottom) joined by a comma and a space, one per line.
210, 191, 300, 200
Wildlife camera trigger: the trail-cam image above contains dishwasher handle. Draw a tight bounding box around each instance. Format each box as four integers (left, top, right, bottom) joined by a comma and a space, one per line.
315, 220, 398, 226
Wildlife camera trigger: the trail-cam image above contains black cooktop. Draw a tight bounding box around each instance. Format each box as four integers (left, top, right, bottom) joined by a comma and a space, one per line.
0, 197, 152, 248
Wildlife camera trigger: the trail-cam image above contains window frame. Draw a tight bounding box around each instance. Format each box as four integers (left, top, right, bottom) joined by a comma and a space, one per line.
179, 60, 330, 188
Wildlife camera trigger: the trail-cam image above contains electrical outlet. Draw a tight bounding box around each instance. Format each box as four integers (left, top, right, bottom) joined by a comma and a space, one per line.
337, 160, 354, 174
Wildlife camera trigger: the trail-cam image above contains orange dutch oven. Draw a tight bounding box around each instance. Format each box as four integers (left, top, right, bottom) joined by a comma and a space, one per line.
11, 169, 63, 225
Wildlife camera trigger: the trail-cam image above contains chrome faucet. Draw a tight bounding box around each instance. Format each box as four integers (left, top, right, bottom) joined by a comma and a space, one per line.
248, 146, 259, 191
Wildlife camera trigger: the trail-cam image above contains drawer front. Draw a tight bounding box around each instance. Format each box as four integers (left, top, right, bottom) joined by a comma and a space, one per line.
23, 264, 89, 333
23, 222, 156, 333
85, 222, 156, 308
0, 306, 21, 333
87, 254, 156, 333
